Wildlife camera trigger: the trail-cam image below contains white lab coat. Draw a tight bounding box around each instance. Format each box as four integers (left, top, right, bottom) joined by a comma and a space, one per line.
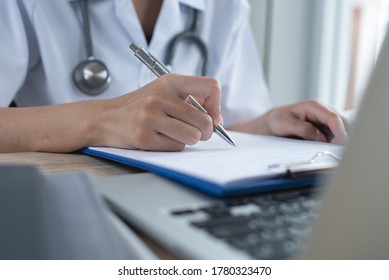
0, 0, 272, 127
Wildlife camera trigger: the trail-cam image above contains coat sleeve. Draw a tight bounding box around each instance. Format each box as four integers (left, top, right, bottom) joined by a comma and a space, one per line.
0, 0, 31, 107
206, 0, 273, 127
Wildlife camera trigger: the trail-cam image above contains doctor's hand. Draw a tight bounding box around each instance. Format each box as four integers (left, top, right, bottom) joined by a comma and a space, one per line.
229, 100, 350, 145
0, 74, 222, 153
95, 74, 223, 151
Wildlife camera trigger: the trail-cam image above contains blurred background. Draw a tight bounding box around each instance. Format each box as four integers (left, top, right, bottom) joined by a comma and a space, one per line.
248, 0, 389, 112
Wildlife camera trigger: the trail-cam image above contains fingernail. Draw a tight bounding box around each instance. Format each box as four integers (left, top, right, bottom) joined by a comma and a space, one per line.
215, 116, 224, 126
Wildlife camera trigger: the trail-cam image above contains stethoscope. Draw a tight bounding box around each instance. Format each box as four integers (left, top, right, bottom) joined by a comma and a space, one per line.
73, 0, 209, 96
73, 0, 111, 95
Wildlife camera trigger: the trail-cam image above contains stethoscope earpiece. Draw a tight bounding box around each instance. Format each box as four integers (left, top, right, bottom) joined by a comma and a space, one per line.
73, 58, 111, 95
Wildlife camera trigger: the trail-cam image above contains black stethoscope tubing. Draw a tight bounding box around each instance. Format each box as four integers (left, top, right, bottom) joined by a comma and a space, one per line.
165, 9, 209, 77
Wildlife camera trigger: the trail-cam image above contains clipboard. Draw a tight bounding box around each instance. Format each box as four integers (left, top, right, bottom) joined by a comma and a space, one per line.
268, 151, 341, 179
83, 132, 343, 197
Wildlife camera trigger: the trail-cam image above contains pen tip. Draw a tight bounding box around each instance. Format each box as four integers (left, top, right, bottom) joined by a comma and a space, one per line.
226, 139, 236, 147
226, 137, 236, 147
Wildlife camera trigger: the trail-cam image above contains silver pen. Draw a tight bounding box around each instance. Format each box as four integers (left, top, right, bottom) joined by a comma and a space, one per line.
129, 43, 236, 147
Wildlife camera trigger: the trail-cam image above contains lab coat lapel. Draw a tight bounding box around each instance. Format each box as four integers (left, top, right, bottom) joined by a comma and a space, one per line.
112, 0, 206, 60
148, 0, 183, 59
113, 0, 148, 48
149, 0, 206, 61
150, 0, 206, 61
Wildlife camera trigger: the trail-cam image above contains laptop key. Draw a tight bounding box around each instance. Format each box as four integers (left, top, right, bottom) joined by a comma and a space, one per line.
170, 208, 196, 216
199, 205, 231, 217
249, 238, 302, 259
191, 215, 252, 229
248, 241, 290, 259
207, 223, 255, 238
226, 232, 262, 249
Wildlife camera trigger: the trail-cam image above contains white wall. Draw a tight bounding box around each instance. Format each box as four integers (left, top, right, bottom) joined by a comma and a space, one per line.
247, 0, 269, 68
248, 0, 317, 106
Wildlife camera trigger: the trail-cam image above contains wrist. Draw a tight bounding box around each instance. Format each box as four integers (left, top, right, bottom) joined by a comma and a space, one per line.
83, 98, 119, 148
227, 110, 273, 135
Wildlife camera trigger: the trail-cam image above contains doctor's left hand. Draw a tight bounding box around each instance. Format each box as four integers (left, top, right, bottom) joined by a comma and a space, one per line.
228, 100, 350, 145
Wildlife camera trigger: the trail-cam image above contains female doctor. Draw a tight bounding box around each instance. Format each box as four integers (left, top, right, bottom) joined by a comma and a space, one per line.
0, 0, 348, 153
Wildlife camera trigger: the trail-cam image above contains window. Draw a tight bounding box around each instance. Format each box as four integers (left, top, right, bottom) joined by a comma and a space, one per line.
315, 0, 389, 111
249, 0, 389, 110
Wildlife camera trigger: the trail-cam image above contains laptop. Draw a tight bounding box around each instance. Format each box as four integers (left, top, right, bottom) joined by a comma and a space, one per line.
93, 30, 389, 259
0, 166, 155, 260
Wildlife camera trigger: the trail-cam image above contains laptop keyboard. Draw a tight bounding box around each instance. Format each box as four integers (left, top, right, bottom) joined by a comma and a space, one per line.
170, 187, 322, 259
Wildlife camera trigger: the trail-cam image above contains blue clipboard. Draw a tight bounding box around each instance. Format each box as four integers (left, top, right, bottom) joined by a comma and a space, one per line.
82, 147, 323, 198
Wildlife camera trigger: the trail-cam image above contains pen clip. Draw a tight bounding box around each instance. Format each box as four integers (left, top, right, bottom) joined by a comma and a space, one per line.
148, 52, 171, 74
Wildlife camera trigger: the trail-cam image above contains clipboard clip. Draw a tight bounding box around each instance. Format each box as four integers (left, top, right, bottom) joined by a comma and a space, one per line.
268, 151, 342, 178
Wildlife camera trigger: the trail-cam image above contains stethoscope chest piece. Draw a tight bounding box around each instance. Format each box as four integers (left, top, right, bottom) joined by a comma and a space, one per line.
74, 0, 111, 95
73, 57, 111, 95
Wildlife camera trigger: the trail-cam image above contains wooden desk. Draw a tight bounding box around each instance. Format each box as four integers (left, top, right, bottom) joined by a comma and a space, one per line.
0, 152, 176, 259
0, 152, 140, 176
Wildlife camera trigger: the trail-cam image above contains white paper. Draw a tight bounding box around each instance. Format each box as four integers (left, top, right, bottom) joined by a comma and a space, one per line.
88, 132, 343, 186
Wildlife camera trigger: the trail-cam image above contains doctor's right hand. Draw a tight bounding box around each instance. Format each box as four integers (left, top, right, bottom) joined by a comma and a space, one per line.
93, 74, 223, 151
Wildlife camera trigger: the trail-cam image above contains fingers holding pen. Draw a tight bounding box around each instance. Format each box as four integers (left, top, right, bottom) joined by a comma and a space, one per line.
139, 95, 214, 144
164, 74, 224, 126
143, 74, 221, 142
128, 46, 234, 148
107, 74, 222, 151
